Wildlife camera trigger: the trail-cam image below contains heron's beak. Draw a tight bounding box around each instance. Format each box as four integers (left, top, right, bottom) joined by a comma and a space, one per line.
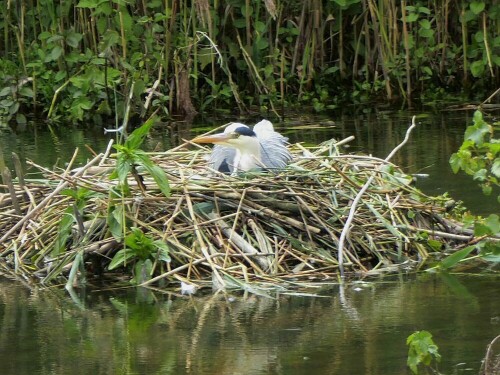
191, 132, 232, 145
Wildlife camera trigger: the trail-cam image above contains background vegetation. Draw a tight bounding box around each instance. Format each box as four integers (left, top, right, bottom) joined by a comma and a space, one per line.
0, 0, 499, 125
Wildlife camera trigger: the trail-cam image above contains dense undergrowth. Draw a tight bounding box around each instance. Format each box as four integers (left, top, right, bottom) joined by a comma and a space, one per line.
0, 0, 499, 125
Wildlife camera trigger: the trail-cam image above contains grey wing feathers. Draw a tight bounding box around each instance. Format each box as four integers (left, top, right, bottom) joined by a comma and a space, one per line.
209, 145, 235, 173
254, 120, 292, 169
259, 137, 293, 169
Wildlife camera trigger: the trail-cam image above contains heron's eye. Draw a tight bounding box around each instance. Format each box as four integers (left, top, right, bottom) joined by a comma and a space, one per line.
230, 132, 240, 138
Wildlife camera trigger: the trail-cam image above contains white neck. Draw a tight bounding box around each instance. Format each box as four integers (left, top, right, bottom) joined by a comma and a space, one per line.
233, 140, 261, 173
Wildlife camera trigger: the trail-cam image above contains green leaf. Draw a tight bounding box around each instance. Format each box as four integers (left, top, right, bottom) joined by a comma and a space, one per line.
134, 152, 171, 197
233, 19, 246, 28
449, 153, 462, 174
421, 66, 433, 76
491, 158, 500, 178
107, 204, 125, 240
52, 205, 79, 256
470, 1, 485, 14
418, 6, 430, 15
464, 120, 490, 145
419, 19, 431, 29
255, 37, 269, 50
46, 46, 63, 62
193, 202, 215, 215
474, 214, 500, 236
66, 31, 83, 48
473, 168, 487, 181
108, 248, 136, 270
60, 188, 79, 199
439, 246, 476, 269
482, 254, 500, 262
473, 110, 484, 124
132, 259, 152, 284
406, 330, 441, 374
254, 21, 266, 33
481, 184, 492, 196
154, 241, 171, 263
0, 87, 11, 97
124, 117, 156, 150
77, 0, 100, 8
419, 28, 434, 38
114, 153, 132, 183
16, 113, 27, 125
405, 13, 419, 22
474, 31, 484, 43
18, 87, 34, 98
470, 60, 485, 78
100, 30, 120, 51
427, 239, 443, 251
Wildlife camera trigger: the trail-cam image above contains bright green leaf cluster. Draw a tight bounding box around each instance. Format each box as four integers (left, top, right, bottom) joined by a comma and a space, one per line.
110, 118, 171, 197
449, 111, 499, 203
406, 330, 441, 374
108, 226, 171, 285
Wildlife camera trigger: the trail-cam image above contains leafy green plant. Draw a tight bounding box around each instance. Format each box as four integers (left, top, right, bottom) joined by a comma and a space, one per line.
449, 110, 499, 201
107, 118, 170, 240
1, 1, 500, 121
53, 187, 100, 256
110, 118, 171, 198
406, 330, 441, 374
435, 110, 500, 270
431, 217, 500, 270
106, 118, 171, 284
0, 60, 34, 125
108, 227, 171, 285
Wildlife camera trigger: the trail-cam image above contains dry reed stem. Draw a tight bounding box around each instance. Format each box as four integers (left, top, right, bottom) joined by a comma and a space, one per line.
0, 133, 478, 289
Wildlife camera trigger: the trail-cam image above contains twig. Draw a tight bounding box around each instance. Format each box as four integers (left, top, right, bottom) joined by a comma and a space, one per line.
481, 87, 500, 106
0, 151, 103, 244
206, 212, 269, 272
337, 115, 418, 276
482, 334, 500, 375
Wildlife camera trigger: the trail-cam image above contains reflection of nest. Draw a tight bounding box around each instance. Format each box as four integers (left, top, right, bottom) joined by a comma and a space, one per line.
0, 138, 476, 288
481, 335, 500, 375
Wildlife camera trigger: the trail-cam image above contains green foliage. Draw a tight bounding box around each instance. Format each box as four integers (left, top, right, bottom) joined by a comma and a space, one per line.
449, 111, 499, 203
53, 187, 99, 255
0, 1, 499, 122
406, 330, 441, 374
110, 118, 171, 198
436, 245, 476, 270
107, 119, 170, 242
440, 110, 500, 271
0, 61, 34, 125
108, 227, 170, 284
106, 119, 171, 284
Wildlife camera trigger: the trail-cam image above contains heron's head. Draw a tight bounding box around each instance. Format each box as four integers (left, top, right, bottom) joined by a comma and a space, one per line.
192, 124, 258, 149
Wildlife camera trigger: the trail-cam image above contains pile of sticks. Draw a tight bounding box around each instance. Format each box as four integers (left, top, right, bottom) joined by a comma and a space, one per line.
0, 126, 474, 290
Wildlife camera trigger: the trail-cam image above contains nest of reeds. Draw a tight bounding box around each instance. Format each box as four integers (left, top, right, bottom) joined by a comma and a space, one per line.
0, 134, 474, 290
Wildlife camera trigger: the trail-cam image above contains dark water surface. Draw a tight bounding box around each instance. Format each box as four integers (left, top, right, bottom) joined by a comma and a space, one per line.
0, 109, 499, 374
0, 273, 498, 375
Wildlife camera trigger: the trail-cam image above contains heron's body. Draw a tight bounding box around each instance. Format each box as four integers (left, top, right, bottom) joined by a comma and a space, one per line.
192, 120, 292, 174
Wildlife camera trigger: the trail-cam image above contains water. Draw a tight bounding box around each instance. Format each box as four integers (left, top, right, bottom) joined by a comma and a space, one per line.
0, 273, 498, 374
0, 109, 499, 374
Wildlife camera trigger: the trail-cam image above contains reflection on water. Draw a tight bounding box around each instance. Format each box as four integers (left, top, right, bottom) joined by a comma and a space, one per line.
0, 110, 497, 214
0, 273, 498, 375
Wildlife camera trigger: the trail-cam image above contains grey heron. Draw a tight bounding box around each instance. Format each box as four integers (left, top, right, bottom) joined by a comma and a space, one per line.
192, 120, 292, 174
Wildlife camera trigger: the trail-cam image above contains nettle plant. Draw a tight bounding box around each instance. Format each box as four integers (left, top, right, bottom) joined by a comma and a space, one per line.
439, 110, 500, 269
107, 118, 171, 284
450, 110, 499, 203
